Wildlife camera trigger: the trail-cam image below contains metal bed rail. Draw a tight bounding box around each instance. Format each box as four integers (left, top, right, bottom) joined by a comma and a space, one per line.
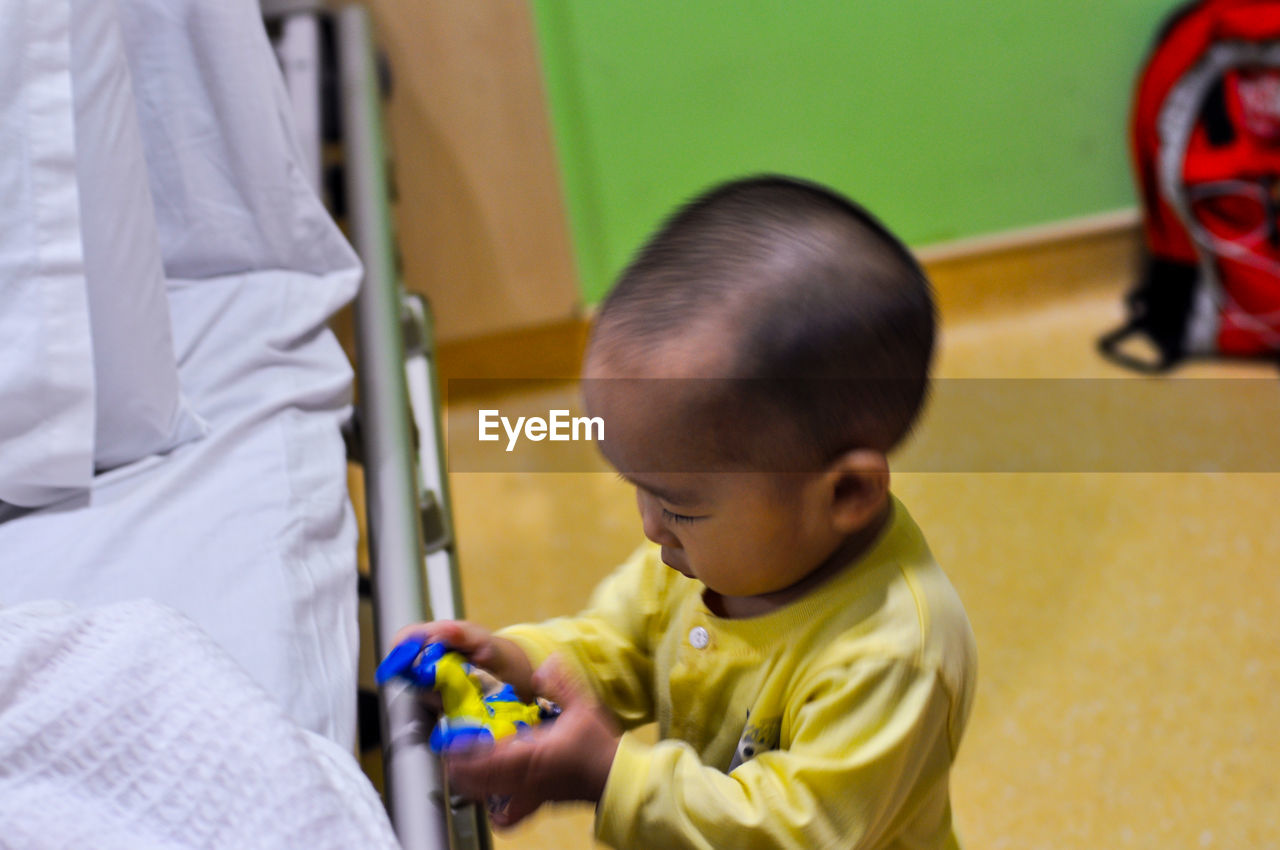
264, 3, 488, 848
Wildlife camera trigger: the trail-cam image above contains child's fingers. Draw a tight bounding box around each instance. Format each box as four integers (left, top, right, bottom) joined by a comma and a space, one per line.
530, 655, 589, 708
390, 620, 453, 647
391, 620, 486, 653
390, 622, 439, 648
445, 737, 533, 800
489, 792, 541, 829
382, 621, 496, 688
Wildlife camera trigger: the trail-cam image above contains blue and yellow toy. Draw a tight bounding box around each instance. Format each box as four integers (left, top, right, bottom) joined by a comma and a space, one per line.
376, 638, 557, 753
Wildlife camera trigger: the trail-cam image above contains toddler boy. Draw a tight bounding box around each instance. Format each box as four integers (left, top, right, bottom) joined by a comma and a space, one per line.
407, 176, 977, 849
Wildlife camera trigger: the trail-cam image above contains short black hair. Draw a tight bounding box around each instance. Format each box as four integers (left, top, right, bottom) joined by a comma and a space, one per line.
592, 175, 935, 467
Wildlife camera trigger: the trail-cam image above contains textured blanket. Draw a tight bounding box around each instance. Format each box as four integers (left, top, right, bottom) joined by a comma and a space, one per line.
0, 600, 400, 849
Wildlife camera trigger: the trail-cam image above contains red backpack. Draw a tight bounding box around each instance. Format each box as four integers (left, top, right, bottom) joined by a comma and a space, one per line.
1102, 0, 1280, 370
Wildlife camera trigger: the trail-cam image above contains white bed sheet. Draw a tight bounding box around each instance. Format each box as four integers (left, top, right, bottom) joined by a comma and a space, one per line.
0, 268, 361, 747
0, 0, 367, 747
69, 0, 209, 473
0, 0, 97, 507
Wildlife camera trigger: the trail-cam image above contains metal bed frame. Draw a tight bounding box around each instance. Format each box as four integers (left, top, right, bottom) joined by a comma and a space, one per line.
263, 3, 488, 848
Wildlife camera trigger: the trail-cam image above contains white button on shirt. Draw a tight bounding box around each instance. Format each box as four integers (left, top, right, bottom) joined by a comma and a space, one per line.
689, 626, 710, 649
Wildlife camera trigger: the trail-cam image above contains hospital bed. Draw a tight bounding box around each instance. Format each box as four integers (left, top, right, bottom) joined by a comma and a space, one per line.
0, 0, 484, 846
268, 2, 489, 847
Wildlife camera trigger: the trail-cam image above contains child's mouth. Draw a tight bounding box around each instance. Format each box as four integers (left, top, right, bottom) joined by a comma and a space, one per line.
660, 548, 694, 578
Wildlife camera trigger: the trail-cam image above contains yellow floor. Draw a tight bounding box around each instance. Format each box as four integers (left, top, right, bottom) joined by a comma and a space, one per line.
442, 288, 1280, 849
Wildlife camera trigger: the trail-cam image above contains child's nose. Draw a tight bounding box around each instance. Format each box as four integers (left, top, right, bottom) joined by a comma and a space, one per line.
636, 491, 680, 547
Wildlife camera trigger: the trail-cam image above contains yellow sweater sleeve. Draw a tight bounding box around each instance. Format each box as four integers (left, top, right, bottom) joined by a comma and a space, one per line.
497, 545, 669, 730
596, 656, 957, 850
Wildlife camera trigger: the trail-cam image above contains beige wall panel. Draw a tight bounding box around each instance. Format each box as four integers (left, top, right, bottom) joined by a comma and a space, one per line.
367, 0, 580, 342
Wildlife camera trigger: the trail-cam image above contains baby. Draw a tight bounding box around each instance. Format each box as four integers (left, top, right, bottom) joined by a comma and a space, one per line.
400, 175, 977, 849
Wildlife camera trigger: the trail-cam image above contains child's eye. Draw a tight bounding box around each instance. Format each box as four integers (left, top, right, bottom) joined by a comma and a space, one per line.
661, 508, 701, 525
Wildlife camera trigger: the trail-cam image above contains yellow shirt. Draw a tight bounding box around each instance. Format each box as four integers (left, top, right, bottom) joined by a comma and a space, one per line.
499, 496, 977, 850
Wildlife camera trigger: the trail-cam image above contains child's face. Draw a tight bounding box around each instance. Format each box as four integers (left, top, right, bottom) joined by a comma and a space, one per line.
622, 465, 840, 601
584, 345, 846, 602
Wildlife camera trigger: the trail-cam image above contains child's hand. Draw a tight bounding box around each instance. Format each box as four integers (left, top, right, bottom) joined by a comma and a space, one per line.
444, 656, 620, 828
391, 620, 535, 699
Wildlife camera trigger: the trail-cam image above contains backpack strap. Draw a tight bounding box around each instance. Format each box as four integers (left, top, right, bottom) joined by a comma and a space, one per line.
1098, 256, 1198, 372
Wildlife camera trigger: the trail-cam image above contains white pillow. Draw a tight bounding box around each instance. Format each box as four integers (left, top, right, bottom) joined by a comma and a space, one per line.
69, 0, 207, 471
0, 0, 96, 507
118, 0, 360, 283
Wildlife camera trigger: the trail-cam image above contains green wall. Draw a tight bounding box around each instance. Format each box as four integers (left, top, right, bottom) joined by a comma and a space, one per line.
530, 0, 1184, 303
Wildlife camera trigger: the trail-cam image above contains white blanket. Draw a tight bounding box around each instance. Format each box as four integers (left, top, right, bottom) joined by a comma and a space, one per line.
0, 599, 400, 850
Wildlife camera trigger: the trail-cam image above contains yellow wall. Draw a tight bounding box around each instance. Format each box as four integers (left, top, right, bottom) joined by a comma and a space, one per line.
366, 0, 579, 343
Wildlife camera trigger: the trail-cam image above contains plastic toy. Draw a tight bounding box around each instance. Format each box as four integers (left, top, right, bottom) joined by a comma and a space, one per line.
376, 637, 557, 753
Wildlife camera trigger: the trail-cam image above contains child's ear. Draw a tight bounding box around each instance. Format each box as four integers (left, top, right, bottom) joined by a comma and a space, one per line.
823, 449, 889, 534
